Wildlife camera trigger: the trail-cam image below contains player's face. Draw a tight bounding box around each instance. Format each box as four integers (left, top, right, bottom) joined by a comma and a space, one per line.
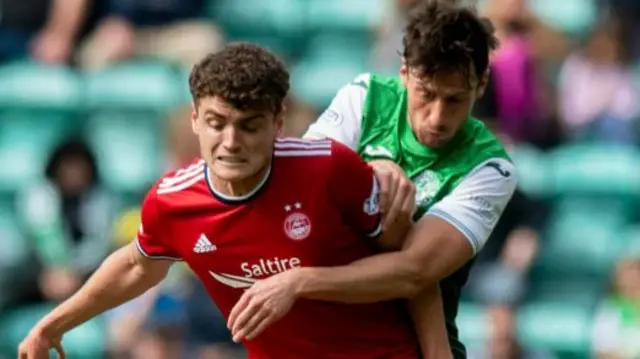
191, 96, 283, 182
400, 64, 488, 148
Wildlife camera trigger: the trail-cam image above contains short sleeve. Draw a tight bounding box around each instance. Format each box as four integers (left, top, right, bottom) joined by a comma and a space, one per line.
328, 140, 382, 238
427, 158, 517, 254
135, 188, 182, 261
303, 73, 369, 150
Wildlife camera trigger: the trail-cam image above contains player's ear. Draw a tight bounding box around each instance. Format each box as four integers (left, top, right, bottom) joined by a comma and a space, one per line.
275, 107, 285, 136
476, 69, 490, 99
190, 102, 199, 134
399, 59, 409, 87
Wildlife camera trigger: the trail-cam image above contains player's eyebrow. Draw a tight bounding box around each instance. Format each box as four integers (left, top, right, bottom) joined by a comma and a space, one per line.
203, 109, 227, 119
237, 114, 263, 123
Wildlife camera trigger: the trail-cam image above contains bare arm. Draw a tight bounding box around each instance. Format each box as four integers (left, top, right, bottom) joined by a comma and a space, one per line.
295, 215, 473, 302
44, 0, 88, 38
295, 159, 517, 302
31, 241, 171, 338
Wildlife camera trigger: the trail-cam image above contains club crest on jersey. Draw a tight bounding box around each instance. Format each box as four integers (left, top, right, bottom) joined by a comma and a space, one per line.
413, 170, 442, 207
284, 202, 311, 240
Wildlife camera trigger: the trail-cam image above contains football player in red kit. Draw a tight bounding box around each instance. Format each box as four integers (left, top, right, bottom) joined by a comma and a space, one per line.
18, 43, 448, 359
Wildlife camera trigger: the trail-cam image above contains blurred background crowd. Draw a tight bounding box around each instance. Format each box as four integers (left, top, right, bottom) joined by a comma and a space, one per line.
0, 0, 639, 358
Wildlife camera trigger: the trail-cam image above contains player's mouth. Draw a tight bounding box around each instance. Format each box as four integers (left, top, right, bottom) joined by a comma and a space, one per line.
217, 156, 246, 164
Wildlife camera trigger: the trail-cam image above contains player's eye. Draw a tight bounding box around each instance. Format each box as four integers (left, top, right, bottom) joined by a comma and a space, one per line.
207, 119, 225, 131
446, 97, 466, 103
241, 124, 260, 133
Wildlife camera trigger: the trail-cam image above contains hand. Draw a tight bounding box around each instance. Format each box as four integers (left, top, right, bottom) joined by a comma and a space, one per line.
39, 268, 81, 301
18, 329, 65, 359
227, 268, 302, 343
369, 160, 416, 231
30, 29, 73, 64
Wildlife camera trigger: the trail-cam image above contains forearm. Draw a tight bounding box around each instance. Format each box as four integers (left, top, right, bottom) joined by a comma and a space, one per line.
409, 285, 452, 359
295, 251, 424, 303
46, 0, 87, 37
34, 246, 165, 337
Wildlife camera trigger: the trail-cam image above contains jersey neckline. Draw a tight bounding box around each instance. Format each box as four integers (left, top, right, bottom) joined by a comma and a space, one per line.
204, 162, 272, 205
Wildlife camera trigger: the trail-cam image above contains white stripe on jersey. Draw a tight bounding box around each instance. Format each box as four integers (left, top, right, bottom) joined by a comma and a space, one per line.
159, 160, 204, 189
274, 141, 332, 149
157, 173, 205, 194
274, 138, 332, 156
276, 137, 330, 144
274, 150, 331, 156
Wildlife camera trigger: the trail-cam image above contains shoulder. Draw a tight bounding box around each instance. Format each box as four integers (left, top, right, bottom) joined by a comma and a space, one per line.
274, 137, 365, 175
144, 159, 208, 215
460, 158, 518, 194
153, 159, 207, 196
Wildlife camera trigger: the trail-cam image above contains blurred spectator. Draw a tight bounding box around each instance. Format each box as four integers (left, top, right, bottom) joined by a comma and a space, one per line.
165, 105, 201, 170
467, 189, 548, 306
282, 95, 318, 137
16, 139, 118, 302
0, 0, 89, 64
370, 0, 414, 73
482, 0, 564, 147
469, 306, 555, 359
483, 0, 570, 63
77, 0, 223, 70
557, 15, 639, 143
591, 242, 640, 359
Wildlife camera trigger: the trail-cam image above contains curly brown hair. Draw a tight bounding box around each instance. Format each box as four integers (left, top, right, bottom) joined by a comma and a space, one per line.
403, 0, 498, 85
189, 42, 290, 114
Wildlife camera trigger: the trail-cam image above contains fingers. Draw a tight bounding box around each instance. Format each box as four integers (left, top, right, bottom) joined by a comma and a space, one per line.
52, 340, 66, 359
383, 178, 415, 230
230, 300, 261, 342
377, 170, 394, 216
244, 313, 277, 341
232, 307, 270, 342
227, 291, 250, 331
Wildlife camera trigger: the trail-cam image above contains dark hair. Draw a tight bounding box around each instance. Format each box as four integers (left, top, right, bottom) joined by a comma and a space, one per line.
402, 0, 498, 85
45, 139, 99, 185
188, 42, 290, 114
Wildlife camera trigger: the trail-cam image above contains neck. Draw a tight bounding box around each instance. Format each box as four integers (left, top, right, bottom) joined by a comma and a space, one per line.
208, 163, 271, 198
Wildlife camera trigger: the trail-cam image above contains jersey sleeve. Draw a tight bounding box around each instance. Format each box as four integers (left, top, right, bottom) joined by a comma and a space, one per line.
135, 188, 182, 261
303, 73, 369, 150
427, 158, 517, 254
328, 140, 382, 238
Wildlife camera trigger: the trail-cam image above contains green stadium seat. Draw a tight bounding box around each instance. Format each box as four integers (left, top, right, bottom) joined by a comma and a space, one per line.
517, 302, 593, 354
0, 200, 33, 310
0, 113, 71, 193
457, 302, 489, 350
305, 34, 372, 64
529, 0, 597, 34
527, 278, 603, 309
0, 304, 106, 359
292, 60, 366, 109
85, 62, 183, 111
210, 0, 306, 34
85, 113, 163, 193
549, 144, 640, 197
227, 35, 303, 62
0, 61, 82, 111
509, 145, 551, 197
535, 199, 628, 278
307, 0, 387, 32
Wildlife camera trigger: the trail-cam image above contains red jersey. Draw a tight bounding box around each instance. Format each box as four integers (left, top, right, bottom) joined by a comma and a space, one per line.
136, 138, 420, 359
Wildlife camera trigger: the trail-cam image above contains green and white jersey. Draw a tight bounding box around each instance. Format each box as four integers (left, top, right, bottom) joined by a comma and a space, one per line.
305, 73, 517, 357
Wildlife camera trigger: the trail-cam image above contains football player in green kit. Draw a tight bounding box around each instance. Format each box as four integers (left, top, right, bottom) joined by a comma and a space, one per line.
227, 1, 517, 358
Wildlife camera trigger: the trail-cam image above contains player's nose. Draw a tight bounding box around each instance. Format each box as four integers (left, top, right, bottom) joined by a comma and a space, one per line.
221, 126, 242, 151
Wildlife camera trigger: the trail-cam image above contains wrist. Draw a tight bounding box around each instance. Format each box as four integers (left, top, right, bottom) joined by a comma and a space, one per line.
291, 267, 316, 299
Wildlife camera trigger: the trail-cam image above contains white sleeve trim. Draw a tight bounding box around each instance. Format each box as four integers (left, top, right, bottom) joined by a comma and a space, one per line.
135, 236, 182, 261
426, 158, 517, 254
303, 73, 370, 150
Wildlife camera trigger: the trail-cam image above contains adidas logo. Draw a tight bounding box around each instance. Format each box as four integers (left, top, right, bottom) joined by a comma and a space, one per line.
194, 234, 217, 253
